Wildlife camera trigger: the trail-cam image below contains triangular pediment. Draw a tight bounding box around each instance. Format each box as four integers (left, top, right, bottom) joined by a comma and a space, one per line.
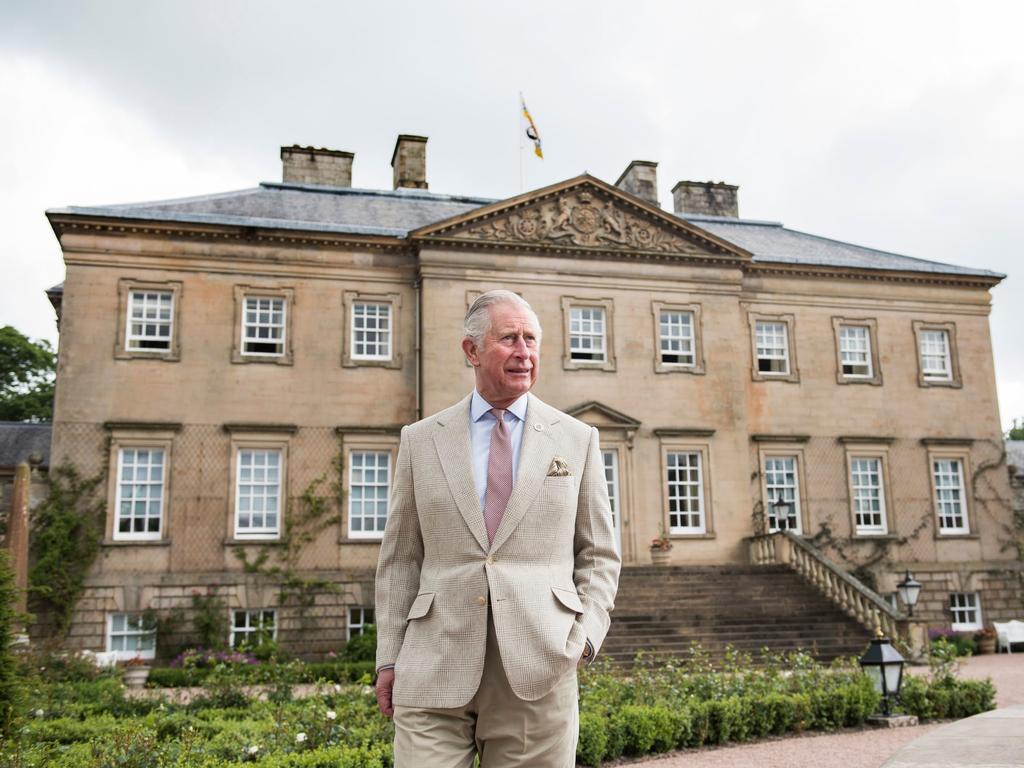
565, 401, 641, 430
411, 175, 750, 261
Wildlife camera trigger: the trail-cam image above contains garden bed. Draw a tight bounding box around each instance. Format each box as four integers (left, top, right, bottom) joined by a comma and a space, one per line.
0, 646, 996, 768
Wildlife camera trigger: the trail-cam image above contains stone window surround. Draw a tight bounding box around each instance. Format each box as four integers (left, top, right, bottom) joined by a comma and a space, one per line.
748, 311, 800, 383
831, 316, 883, 386
114, 278, 183, 362
657, 433, 715, 539
757, 443, 809, 535
342, 290, 403, 369
106, 612, 156, 661
927, 446, 973, 538
338, 431, 398, 543
843, 445, 893, 537
231, 285, 295, 365
912, 320, 962, 388
225, 426, 293, 543
105, 425, 177, 545
652, 300, 706, 375
561, 296, 616, 372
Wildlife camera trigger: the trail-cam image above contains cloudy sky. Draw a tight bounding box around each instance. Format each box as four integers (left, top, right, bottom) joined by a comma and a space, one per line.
2, 1, 1021, 428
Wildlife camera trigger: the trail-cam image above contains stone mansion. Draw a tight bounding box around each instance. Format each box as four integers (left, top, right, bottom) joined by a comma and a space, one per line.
42, 136, 1018, 658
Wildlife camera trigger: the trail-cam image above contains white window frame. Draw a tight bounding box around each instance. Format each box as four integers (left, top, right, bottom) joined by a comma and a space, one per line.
234, 448, 283, 538
665, 451, 706, 534
920, 329, 951, 381
347, 606, 376, 641
113, 447, 166, 541
106, 613, 156, 661
348, 450, 392, 540
950, 592, 982, 632
125, 290, 174, 352
755, 321, 790, 376
602, 448, 622, 553
351, 302, 392, 361
933, 456, 970, 535
241, 296, 287, 357
230, 609, 277, 649
561, 297, 616, 371
763, 454, 802, 534
850, 456, 888, 535
569, 306, 607, 363
839, 325, 873, 379
659, 310, 695, 367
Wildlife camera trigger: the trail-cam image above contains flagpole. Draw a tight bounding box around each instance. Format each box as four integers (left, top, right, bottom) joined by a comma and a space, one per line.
518, 91, 524, 193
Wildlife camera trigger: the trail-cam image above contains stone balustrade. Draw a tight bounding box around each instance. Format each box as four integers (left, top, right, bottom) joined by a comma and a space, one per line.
748, 531, 927, 658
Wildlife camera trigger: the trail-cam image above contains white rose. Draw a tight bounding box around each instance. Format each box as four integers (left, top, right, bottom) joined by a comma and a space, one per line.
295, 732, 307, 743
326, 710, 337, 720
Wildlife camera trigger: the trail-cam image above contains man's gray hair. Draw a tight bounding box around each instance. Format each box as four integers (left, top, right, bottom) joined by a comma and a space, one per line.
463, 290, 541, 345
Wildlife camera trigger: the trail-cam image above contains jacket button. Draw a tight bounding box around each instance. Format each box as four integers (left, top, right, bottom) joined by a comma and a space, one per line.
476, 596, 486, 606
486, 556, 494, 565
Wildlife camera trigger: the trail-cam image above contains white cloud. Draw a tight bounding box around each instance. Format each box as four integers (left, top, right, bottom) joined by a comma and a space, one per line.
0, 52, 249, 345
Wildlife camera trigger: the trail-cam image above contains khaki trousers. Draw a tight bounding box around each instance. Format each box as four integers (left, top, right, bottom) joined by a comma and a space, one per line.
393, 611, 579, 768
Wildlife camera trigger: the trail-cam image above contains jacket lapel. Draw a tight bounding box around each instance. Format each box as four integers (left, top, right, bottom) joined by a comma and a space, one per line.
490, 394, 559, 552
433, 395, 490, 553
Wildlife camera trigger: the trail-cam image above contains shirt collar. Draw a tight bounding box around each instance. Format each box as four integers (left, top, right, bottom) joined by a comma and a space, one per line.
471, 390, 529, 423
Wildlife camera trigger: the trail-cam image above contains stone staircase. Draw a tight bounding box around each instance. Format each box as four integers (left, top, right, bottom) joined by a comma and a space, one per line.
602, 564, 872, 665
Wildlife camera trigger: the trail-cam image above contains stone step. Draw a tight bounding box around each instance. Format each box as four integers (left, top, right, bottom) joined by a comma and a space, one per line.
604, 563, 872, 665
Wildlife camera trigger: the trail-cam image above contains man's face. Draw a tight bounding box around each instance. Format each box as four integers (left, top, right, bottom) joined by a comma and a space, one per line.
462, 301, 541, 408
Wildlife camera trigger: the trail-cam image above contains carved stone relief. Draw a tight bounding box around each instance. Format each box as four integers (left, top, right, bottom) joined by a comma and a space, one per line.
449, 189, 699, 254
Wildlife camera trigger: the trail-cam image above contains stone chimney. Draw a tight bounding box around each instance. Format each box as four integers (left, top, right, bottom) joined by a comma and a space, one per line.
281, 146, 353, 187
614, 160, 659, 206
672, 181, 739, 218
391, 134, 428, 190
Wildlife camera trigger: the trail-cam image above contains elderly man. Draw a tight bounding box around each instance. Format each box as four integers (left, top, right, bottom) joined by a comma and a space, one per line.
374, 289, 621, 767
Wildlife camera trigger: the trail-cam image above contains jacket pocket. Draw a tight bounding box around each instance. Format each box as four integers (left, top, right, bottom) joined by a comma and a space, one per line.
551, 586, 583, 614
406, 592, 435, 621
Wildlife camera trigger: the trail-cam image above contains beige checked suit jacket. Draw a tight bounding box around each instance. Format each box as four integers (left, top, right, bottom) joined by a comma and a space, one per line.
375, 393, 621, 708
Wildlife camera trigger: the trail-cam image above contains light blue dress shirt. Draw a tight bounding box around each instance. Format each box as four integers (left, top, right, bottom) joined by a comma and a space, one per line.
470, 390, 528, 511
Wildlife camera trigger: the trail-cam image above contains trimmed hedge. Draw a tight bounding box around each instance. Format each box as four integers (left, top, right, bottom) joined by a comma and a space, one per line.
147, 660, 375, 688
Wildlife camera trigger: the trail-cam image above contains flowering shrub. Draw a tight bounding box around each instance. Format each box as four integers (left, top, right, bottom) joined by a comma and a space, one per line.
171, 648, 259, 669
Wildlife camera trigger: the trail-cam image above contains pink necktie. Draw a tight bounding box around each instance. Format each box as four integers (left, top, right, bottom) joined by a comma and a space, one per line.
484, 408, 513, 544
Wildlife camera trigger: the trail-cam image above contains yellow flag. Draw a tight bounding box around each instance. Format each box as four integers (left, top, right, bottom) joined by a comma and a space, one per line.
521, 95, 543, 159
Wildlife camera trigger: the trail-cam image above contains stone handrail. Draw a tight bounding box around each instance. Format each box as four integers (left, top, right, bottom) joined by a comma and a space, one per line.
748, 531, 905, 641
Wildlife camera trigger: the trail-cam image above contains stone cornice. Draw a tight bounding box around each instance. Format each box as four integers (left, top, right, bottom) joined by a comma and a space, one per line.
222, 423, 298, 434
47, 213, 408, 253
745, 261, 1002, 290
751, 434, 811, 443
919, 437, 975, 447
103, 421, 182, 432
838, 436, 897, 445
654, 428, 716, 438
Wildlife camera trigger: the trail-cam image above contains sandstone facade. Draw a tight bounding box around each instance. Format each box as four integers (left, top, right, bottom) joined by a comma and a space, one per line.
43, 142, 1019, 656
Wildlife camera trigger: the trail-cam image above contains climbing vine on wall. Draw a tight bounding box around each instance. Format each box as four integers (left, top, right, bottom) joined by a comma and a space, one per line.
233, 452, 350, 608
28, 463, 105, 637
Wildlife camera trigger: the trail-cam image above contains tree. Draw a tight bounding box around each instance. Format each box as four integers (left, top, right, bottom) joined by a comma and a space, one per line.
0, 325, 56, 422
1008, 418, 1024, 441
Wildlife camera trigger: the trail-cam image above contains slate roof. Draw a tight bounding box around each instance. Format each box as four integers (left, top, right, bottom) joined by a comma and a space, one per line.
682, 214, 1003, 279
47, 180, 1003, 281
0, 422, 52, 470
48, 183, 495, 239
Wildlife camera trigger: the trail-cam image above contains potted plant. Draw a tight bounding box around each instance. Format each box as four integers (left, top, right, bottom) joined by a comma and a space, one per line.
975, 627, 997, 655
650, 525, 673, 566
122, 656, 151, 688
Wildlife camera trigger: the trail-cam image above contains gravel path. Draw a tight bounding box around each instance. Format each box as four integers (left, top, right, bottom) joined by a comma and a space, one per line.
629, 653, 1024, 768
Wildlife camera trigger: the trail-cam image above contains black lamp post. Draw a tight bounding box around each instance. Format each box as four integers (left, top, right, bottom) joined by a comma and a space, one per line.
859, 629, 906, 717
896, 570, 922, 617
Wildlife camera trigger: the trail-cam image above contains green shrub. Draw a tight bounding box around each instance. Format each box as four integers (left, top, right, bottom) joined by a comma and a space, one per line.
341, 626, 377, 663
576, 712, 608, 766
0, 550, 21, 734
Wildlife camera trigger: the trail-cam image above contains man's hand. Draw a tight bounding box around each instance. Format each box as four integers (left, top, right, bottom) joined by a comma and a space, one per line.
375, 667, 396, 718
